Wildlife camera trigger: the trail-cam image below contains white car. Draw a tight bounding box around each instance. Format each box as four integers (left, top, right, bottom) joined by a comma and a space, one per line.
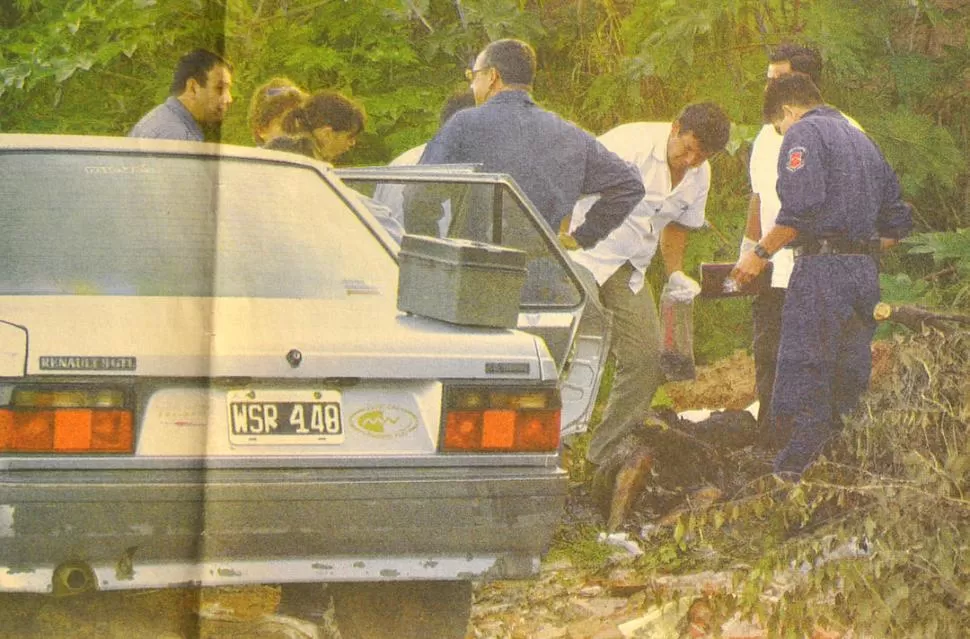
0, 135, 611, 639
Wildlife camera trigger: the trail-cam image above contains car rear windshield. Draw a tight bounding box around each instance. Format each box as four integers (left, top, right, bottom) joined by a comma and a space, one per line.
0, 150, 396, 298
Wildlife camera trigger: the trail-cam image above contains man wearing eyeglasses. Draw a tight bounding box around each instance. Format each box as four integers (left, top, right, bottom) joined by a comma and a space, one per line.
414, 38, 644, 248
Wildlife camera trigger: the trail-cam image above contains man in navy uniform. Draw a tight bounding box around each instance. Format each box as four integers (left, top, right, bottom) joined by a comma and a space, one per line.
730, 73, 912, 476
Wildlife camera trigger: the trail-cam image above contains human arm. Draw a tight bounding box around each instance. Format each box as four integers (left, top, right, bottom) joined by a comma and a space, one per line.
660, 223, 689, 276
742, 193, 763, 247
772, 124, 827, 232
730, 224, 799, 287
745, 124, 780, 250
569, 136, 645, 249
875, 162, 914, 242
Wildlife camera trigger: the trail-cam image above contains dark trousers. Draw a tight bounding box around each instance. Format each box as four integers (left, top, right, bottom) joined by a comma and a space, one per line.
772, 256, 879, 475
752, 287, 786, 447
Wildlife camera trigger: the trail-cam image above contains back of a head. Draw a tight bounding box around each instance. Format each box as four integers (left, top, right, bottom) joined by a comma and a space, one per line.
249, 77, 306, 144
170, 49, 232, 96
769, 42, 822, 85
762, 73, 824, 123
676, 102, 732, 154
439, 89, 476, 127
482, 39, 536, 87
283, 90, 366, 135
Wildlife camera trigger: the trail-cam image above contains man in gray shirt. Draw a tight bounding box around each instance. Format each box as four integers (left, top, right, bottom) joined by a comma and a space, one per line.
129, 49, 233, 141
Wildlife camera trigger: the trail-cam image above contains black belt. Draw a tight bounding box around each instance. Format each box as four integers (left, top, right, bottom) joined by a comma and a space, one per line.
793, 238, 879, 257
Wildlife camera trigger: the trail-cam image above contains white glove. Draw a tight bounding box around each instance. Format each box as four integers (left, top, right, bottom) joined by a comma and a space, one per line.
740, 236, 758, 257
665, 270, 701, 302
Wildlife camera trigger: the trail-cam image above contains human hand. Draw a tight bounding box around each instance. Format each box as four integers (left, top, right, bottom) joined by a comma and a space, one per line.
666, 270, 701, 301
558, 232, 580, 251
730, 250, 768, 287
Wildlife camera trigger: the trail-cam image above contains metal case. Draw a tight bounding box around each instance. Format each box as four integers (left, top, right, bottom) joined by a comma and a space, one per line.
397, 235, 528, 328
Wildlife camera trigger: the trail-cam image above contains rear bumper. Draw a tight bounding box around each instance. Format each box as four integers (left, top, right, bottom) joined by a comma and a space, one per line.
0, 465, 566, 592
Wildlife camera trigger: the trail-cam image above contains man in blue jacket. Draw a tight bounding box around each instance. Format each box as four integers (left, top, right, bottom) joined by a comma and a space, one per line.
731, 73, 912, 476
416, 38, 643, 248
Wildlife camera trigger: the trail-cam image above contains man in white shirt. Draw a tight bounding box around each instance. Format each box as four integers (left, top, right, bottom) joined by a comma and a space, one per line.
741, 43, 860, 447
569, 103, 731, 471
372, 89, 476, 228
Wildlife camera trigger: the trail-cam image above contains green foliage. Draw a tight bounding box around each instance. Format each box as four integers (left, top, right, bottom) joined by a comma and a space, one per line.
863, 109, 966, 230
902, 227, 970, 309
547, 522, 616, 569
638, 330, 970, 636
4, 4, 970, 633
904, 227, 970, 273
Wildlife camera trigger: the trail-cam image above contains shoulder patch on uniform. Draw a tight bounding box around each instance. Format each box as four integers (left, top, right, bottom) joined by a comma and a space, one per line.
785, 146, 807, 173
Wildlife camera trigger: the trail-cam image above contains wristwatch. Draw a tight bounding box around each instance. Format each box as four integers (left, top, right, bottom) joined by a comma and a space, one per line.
753, 243, 771, 260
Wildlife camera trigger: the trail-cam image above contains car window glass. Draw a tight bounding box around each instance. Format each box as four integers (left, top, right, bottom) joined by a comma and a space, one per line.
0, 152, 396, 298
349, 177, 582, 308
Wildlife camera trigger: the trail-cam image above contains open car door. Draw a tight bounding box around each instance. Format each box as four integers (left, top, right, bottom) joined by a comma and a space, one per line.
337, 166, 611, 437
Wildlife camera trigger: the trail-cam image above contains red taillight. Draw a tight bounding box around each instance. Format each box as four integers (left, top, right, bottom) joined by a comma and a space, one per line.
444, 411, 482, 450
0, 387, 133, 454
441, 387, 560, 453
515, 412, 561, 451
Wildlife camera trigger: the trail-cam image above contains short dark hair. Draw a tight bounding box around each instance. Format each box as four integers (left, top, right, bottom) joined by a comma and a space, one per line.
170, 49, 232, 96
481, 39, 536, 87
769, 42, 823, 85
439, 89, 476, 126
762, 73, 824, 123
675, 102, 731, 154
283, 90, 366, 136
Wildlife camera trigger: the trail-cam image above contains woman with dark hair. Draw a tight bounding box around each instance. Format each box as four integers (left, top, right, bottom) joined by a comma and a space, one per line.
269, 90, 366, 163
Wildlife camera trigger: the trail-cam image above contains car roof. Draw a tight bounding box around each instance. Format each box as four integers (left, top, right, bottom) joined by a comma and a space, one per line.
0, 133, 330, 167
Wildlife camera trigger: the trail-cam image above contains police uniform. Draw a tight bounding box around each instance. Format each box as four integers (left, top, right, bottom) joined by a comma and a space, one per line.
771, 106, 912, 475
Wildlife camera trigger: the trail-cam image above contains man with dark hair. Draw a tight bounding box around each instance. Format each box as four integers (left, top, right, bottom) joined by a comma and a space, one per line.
415, 38, 644, 246
731, 73, 912, 475
129, 49, 233, 141
568, 103, 731, 480
739, 42, 860, 445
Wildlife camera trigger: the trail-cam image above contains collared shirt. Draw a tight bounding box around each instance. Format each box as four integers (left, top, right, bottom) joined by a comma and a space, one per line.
128, 97, 204, 141
776, 106, 912, 242
418, 90, 643, 248
568, 122, 710, 293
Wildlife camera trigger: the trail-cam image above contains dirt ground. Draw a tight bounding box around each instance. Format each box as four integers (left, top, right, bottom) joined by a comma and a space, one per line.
663, 349, 757, 411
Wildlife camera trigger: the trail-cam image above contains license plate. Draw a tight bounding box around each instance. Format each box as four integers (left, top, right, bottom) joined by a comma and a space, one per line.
227, 389, 343, 445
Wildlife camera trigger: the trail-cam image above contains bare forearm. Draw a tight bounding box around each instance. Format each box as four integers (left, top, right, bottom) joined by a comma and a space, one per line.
744, 194, 762, 240
759, 224, 799, 255
660, 223, 689, 275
